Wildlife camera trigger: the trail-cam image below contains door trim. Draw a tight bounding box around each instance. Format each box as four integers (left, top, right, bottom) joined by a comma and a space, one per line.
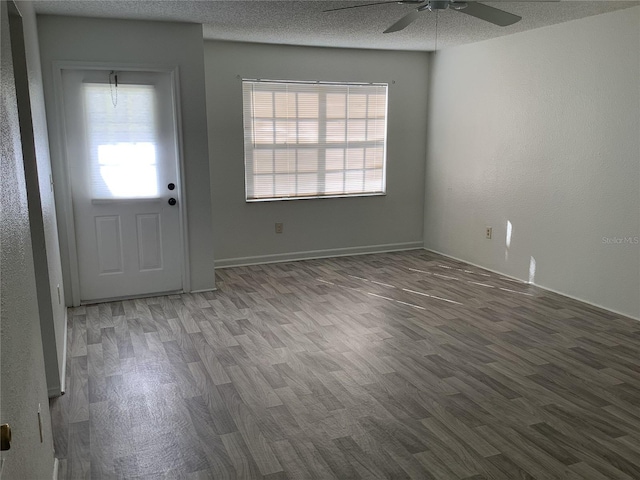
52, 61, 191, 305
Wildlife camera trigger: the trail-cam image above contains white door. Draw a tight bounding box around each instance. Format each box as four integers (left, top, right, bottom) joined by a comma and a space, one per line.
62, 69, 183, 303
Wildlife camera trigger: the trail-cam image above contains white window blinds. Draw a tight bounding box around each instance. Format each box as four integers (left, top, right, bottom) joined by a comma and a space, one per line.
242, 80, 388, 201
83, 83, 159, 199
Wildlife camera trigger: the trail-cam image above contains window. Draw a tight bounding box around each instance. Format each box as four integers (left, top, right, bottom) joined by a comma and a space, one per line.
83, 83, 159, 199
242, 80, 388, 201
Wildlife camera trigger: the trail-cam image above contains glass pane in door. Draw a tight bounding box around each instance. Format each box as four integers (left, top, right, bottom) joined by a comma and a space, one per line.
83, 83, 159, 199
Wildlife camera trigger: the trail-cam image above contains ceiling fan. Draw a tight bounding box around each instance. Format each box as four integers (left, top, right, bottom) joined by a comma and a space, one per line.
324, 1, 522, 33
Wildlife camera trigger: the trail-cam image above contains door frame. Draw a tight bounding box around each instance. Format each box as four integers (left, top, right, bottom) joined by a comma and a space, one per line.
52, 61, 191, 305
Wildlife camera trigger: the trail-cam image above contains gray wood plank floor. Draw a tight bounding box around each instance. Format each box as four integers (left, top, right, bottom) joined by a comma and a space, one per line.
50, 250, 640, 479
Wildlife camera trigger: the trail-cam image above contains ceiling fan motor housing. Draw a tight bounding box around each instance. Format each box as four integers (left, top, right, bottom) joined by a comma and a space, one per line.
421, 1, 468, 11
422, 1, 450, 11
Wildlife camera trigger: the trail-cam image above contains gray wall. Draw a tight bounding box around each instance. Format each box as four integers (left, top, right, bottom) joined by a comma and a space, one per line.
204, 41, 428, 266
424, 7, 640, 319
1, 1, 55, 476
38, 15, 215, 300
14, 0, 66, 396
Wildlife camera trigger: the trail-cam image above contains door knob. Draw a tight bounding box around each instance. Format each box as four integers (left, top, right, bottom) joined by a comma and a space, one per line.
1, 423, 11, 451
168, 198, 177, 206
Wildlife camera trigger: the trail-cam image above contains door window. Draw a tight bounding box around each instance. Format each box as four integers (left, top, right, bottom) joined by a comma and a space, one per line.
83, 83, 159, 199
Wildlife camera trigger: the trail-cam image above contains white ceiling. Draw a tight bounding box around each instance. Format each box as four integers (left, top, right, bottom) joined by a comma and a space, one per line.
32, 1, 639, 51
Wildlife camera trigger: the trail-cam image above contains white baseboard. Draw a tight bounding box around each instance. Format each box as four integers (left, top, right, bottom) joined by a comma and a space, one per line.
424, 248, 639, 321
52, 458, 59, 480
47, 308, 68, 398
60, 308, 68, 394
527, 282, 639, 321
423, 248, 527, 284
216, 242, 424, 269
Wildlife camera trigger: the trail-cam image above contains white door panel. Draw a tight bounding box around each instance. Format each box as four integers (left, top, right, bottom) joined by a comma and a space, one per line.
95, 215, 123, 274
137, 213, 163, 271
62, 69, 183, 302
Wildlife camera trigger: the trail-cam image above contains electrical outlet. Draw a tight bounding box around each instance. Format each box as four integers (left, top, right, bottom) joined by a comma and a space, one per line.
486, 227, 492, 239
275, 223, 284, 234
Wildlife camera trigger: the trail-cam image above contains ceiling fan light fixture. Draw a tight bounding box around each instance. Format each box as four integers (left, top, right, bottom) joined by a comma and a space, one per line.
420, 1, 449, 12
449, 2, 468, 11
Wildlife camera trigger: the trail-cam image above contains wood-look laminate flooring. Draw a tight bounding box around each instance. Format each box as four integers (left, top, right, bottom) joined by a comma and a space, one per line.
51, 250, 640, 479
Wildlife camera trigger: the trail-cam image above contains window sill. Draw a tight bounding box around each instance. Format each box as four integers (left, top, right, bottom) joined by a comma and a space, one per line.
246, 192, 386, 203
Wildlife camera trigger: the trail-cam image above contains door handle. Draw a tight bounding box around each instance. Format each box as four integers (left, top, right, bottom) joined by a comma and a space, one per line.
1, 424, 11, 451
168, 198, 177, 206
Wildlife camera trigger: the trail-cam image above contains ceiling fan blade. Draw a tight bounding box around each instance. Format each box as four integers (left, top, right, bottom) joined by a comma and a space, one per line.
323, 1, 421, 13
457, 2, 521, 27
384, 10, 422, 33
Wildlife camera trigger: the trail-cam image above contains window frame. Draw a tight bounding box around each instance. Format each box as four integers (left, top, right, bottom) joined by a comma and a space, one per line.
242, 78, 389, 202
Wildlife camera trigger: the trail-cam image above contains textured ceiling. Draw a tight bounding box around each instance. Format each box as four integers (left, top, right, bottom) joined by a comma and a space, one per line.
33, 1, 639, 51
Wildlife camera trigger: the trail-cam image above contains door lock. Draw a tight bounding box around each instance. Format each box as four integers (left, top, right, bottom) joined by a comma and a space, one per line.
168, 198, 177, 206
1, 424, 11, 451
168, 183, 175, 191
